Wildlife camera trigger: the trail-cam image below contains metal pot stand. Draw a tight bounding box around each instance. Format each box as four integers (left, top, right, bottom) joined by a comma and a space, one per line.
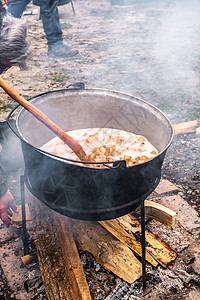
20, 170, 161, 290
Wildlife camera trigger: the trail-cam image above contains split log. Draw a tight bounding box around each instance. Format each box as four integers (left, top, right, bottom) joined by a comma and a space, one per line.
115, 214, 177, 268
69, 219, 142, 284
174, 120, 198, 135
21, 254, 35, 266
28, 196, 91, 300
144, 200, 176, 226
99, 220, 158, 267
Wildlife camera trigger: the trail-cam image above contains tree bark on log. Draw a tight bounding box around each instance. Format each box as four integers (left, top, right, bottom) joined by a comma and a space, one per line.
28, 196, 91, 300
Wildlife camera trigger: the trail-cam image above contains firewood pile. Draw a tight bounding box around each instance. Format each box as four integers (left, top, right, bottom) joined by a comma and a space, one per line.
18, 189, 177, 300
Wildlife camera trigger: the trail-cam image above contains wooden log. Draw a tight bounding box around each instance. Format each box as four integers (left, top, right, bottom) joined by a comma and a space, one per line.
69, 219, 142, 284
28, 196, 91, 300
21, 254, 35, 266
119, 214, 177, 268
57, 216, 92, 300
98, 220, 158, 267
100, 214, 177, 268
144, 200, 176, 226
174, 120, 198, 135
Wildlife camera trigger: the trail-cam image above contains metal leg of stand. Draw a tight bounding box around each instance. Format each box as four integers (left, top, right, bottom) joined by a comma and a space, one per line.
141, 200, 146, 290
70, 0, 75, 15
20, 175, 29, 255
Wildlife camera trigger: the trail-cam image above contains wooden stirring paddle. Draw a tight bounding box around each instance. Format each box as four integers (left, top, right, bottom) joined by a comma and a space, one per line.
0, 76, 88, 161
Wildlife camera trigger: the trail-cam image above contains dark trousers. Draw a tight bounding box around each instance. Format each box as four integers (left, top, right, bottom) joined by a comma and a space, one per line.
7, 0, 63, 48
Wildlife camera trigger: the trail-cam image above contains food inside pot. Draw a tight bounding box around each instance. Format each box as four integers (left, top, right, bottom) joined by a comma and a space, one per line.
41, 128, 158, 167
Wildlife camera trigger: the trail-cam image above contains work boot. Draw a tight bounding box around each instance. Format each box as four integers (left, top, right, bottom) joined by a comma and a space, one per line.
48, 43, 79, 58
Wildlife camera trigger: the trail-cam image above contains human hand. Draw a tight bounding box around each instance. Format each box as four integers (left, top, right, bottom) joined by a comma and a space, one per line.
0, 190, 19, 227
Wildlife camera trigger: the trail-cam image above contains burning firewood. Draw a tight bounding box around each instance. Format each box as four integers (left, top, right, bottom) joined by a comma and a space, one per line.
99, 219, 158, 267
127, 214, 177, 267
27, 194, 178, 298
100, 214, 177, 268
69, 219, 142, 284
21, 254, 36, 266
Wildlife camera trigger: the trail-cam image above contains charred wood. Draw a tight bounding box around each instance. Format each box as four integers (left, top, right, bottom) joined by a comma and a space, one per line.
103, 281, 144, 300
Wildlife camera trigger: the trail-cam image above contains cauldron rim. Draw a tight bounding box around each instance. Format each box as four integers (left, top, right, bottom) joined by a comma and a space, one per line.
8, 87, 174, 170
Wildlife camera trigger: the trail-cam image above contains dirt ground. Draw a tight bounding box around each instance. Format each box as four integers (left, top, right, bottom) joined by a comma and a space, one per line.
0, 0, 200, 299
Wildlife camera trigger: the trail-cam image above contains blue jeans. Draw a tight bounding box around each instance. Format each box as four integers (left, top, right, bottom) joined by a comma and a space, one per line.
7, 0, 63, 48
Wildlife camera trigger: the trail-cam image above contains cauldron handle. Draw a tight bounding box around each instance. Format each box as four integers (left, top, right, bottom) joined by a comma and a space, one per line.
66, 82, 85, 90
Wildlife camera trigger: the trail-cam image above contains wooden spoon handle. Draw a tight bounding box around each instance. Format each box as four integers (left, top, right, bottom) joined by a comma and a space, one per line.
0, 76, 88, 161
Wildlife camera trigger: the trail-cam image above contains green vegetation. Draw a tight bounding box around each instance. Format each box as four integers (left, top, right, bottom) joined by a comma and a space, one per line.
0, 99, 15, 111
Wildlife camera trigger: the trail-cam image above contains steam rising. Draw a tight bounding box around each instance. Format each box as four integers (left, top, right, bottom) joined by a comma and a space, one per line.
154, 0, 200, 88
85, 0, 200, 119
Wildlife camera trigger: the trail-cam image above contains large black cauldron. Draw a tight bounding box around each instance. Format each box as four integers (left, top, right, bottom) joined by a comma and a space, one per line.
8, 88, 173, 220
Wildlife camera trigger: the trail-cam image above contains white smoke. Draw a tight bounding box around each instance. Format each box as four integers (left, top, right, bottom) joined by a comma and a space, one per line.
154, 0, 200, 88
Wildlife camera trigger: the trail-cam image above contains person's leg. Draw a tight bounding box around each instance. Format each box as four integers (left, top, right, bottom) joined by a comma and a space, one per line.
39, 0, 63, 48
8, 0, 78, 58
39, 0, 78, 57
7, 0, 31, 18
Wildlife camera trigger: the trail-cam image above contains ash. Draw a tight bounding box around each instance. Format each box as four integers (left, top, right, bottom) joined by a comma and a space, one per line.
163, 132, 200, 216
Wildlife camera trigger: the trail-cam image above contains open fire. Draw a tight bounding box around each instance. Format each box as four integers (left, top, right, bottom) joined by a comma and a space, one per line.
0, 0, 200, 299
